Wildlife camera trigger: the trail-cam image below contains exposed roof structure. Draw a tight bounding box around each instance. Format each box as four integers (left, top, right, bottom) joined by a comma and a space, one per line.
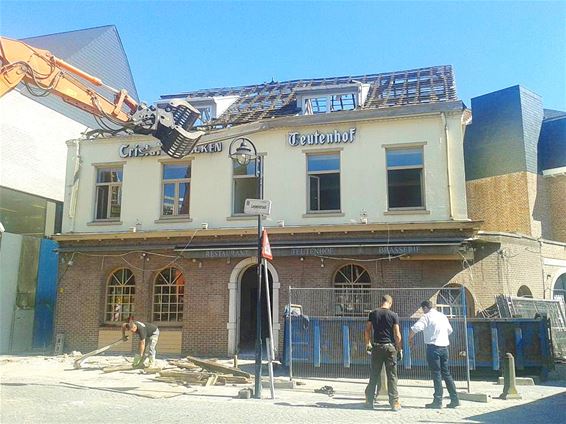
161, 65, 457, 129
19, 25, 139, 129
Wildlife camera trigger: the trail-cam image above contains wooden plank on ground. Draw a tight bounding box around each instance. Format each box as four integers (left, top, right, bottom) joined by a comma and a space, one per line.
185, 355, 251, 378
103, 364, 134, 373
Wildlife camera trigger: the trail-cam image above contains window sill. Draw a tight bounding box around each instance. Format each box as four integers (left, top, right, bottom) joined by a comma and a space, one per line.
87, 220, 122, 226
226, 215, 257, 221
154, 217, 193, 224
152, 323, 183, 328
384, 209, 430, 215
302, 212, 344, 218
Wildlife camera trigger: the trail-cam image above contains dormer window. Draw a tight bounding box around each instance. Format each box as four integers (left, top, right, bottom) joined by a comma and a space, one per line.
157, 95, 239, 128
297, 82, 369, 116
195, 106, 212, 126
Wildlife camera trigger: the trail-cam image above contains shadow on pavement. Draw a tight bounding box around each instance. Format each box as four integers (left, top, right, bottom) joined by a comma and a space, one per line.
274, 400, 423, 411
465, 392, 566, 424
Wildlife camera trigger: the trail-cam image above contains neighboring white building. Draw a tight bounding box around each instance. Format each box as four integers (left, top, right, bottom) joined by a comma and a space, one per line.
0, 25, 139, 237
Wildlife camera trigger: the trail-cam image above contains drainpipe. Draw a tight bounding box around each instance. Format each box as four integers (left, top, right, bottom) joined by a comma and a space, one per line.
538, 238, 547, 299
441, 112, 454, 220
68, 139, 81, 233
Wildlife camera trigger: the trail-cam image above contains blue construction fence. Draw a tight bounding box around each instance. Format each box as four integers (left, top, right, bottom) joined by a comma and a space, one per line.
282, 316, 553, 376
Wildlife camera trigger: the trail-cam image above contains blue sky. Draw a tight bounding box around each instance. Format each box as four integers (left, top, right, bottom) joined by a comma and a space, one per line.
1, 1, 565, 110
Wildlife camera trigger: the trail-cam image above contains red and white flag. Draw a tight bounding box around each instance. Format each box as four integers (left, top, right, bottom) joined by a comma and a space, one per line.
261, 229, 273, 260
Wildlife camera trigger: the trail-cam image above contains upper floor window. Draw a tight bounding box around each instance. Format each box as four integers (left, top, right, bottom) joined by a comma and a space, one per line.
307, 153, 340, 212
95, 167, 123, 220
153, 267, 185, 322
386, 147, 424, 209
334, 264, 371, 317
194, 107, 212, 126
105, 268, 135, 322
233, 157, 262, 214
162, 163, 191, 217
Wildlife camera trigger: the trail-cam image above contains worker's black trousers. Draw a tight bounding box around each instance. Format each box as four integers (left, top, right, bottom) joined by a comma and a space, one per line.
365, 343, 399, 405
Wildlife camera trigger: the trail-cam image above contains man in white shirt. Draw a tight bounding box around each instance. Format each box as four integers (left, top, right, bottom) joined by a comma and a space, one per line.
409, 300, 460, 409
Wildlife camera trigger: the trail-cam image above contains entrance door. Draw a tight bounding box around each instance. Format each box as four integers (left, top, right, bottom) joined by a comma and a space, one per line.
239, 265, 273, 353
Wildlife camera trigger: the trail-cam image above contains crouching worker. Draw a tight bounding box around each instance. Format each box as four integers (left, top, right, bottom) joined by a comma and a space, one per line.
122, 320, 160, 368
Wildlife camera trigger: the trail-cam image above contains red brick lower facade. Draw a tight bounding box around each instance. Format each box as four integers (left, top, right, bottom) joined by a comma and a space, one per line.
55, 230, 563, 357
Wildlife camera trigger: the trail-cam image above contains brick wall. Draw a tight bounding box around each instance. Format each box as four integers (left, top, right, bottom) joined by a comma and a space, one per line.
547, 175, 566, 242
466, 172, 532, 235
56, 232, 555, 356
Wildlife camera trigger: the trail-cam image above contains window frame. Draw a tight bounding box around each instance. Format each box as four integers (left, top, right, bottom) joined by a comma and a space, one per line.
333, 264, 372, 317
306, 151, 341, 213
94, 165, 123, 221
160, 161, 192, 218
231, 155, 263, 216
152, 267, 185, 323
385, 145, 426, 211
105, 268, 135, 324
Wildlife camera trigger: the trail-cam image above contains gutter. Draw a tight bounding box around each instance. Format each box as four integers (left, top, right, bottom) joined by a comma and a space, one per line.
441, 112, 454, 219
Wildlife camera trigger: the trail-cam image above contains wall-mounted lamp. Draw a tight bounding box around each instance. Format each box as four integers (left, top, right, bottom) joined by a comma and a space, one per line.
360, 209, 368, 224
320, 258, 325, 268
300, 257, 304, 261
198, 261, 203, 269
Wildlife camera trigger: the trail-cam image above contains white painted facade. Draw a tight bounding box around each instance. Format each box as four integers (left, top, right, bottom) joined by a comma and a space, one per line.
62, 109, 469, 234
0, 91, 88, 202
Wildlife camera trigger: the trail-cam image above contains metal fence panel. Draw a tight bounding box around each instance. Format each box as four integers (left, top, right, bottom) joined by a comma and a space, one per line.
286, 287, 470, 390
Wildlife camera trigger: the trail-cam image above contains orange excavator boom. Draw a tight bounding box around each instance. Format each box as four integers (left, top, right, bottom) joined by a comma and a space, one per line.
0, 36, 203, 158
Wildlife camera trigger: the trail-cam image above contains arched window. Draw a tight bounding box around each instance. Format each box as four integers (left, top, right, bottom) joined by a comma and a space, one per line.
517, 285, 533, 298
334, 264, 371, 317
436, 285, 475, 318
153, 267, 185, 322
105, 268, 135, 322
552, 273, 566, 302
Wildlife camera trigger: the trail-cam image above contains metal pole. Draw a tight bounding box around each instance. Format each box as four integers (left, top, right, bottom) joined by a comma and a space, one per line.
254, 155, 263, 399
288, 286, 293, 381
462, 285, 471, 393
264, 259, 276, 398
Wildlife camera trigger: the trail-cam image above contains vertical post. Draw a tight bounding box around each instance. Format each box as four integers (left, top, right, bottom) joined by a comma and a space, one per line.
288, 286, 293, 381
462, 286, 471, 393
264, 261, 275, 398
254, 155, 263, 399
342, 324, 351, 368
514, 327, 524, 370
491, 324, 500, 371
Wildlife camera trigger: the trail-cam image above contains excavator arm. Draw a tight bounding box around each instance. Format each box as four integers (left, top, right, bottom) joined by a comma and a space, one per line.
0, 36, 203, 158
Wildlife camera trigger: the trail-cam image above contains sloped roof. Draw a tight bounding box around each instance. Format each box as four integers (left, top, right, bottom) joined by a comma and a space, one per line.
19, 25, 139, 129
161, 65, 457, 128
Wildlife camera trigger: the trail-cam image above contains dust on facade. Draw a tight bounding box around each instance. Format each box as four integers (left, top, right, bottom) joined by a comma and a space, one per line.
53, 67, 566, 357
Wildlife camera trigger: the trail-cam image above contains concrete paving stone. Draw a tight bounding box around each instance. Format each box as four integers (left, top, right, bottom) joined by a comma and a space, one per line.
1, 355, 565, 424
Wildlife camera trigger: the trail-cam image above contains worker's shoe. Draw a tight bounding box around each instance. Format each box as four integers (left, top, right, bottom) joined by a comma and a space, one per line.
364, 398, 375, 410
425, 401, 442, 409
147, 358, 155, 368
391, 401, 401, 412
446, 400, 460, 409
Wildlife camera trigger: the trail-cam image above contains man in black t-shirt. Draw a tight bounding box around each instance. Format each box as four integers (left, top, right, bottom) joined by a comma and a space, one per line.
364, 294, 402, 411
122, 320, 160, 367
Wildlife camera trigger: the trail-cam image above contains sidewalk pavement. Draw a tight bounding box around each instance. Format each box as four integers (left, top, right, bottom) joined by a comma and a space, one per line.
1, 354, 565, 424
